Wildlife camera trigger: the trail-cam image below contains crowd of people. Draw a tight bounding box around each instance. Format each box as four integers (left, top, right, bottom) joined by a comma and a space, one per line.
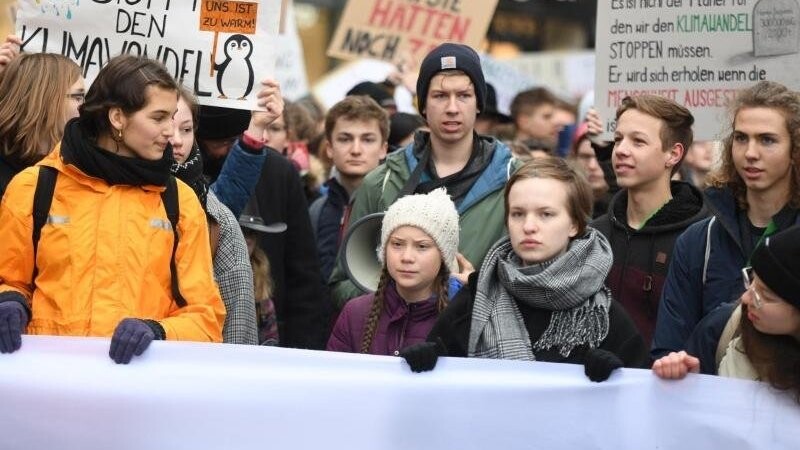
0, 36, 798, 402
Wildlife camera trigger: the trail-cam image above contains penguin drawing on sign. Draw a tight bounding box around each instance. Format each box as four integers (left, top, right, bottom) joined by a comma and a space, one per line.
215, 34, 255, 100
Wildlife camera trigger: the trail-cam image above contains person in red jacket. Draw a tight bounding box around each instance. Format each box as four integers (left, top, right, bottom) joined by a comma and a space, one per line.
327, 188, 459, 356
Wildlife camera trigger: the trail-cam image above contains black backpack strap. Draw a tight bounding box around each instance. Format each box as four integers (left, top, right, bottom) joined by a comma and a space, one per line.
396, 149, 430, 201
32, 166, 58, 283
161, 176, 187, 308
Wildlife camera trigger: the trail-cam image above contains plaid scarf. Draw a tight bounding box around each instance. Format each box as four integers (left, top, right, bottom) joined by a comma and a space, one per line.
468, 228, 613, 360
170, 145, 208, 211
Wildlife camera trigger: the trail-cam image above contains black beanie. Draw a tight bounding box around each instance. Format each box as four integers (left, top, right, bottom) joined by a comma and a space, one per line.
347, 81, 397, 110
196, 106, 252, 140
751, 224, 800, 308
389, 112, 426, 148
416, 43, 486, 117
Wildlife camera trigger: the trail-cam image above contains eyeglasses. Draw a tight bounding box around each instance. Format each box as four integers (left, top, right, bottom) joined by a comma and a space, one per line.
66, 92, 85, 104
741, 266, 763, 309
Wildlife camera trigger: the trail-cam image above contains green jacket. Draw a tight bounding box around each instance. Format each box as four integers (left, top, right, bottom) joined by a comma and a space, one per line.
329, 133, 516, 309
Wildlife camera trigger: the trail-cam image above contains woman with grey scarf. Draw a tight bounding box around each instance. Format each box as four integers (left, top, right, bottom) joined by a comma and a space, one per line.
399, 158, 650, 381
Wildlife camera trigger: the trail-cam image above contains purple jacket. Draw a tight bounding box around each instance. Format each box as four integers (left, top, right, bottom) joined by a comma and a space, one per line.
327, 282, 438, 356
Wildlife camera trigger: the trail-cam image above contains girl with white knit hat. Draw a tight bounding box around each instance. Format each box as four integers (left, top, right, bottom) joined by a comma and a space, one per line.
327, 188, 460, 356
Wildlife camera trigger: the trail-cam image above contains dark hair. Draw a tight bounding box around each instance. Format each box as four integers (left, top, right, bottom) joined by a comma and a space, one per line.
504, 157, 593, 237
360, 264, 449, 354
79, 54, 178, 138
510, 87, 558, 121
325, 95, 390, 143
708, 81, 800, 210
615, 95, 694, 175
740, 303, 800, 403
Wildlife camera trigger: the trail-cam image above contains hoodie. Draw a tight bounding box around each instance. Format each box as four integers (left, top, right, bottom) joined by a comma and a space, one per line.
592, 181, 708, 344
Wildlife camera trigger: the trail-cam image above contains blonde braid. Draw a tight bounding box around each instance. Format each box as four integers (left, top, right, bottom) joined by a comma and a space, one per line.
360, 267, 391, 354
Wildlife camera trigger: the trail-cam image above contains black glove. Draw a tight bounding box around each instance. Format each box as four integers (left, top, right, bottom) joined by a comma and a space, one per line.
399, 340, 445, 373
109, 318, 165, 364
584, 348, 624, 382
0, 299, 28, 353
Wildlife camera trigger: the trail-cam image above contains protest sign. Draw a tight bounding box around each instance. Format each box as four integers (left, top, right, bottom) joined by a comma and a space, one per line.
312, 58, 398, 109
327, 0, 499, 63
480, 54, 537, 115
595, 0, 800, 140
273, 1, 309, 101
16, 0, 283, 110
504, 50, 596, 101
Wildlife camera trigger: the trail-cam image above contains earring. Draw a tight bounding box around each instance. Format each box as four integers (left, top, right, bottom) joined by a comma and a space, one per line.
113, 128, 123, 142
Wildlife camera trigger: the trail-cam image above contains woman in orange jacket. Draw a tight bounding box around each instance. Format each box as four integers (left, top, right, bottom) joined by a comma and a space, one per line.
0, 54, 225, 363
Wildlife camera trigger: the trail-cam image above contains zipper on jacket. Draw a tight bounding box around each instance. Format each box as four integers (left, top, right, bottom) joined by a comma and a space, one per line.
393, 304, 412, 356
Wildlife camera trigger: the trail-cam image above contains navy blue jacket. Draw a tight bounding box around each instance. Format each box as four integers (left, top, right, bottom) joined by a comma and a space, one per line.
651, 187, 799, 359
210, 139, 266, 217
685, 302, 738, 375
309, 177, 350, 282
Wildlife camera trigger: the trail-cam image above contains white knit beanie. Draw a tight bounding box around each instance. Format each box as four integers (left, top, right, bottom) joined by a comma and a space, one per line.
377, 188, 460, 274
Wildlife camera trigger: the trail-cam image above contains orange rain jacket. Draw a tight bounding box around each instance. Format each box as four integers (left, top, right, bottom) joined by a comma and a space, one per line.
0, 146, 225, 341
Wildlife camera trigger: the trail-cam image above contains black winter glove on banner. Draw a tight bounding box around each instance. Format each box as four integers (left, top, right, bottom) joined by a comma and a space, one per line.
584, 348, 624, 382
109, 318, 165, 364
0, 300, 28, 353
399, 339, 445, 373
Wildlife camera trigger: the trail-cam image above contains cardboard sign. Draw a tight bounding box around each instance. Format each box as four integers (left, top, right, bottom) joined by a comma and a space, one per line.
199, 0, 258, 77
199, 0, 258, 34
16, 0, 283, 111
595, 1, 800, 140
327, 0, 499, 63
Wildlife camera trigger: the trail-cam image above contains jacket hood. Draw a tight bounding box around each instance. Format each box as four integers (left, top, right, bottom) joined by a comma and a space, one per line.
703, 186, 739, 228
608, 181, 708, 234
399, 131, 512, 213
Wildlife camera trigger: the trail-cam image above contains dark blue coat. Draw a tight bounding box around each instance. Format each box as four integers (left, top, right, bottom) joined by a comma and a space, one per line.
651, 187, 799, 359
309, 177, 350, 283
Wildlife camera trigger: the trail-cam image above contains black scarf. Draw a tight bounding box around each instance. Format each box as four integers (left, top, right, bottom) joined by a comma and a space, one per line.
61, 118, 172, 187
412, 132, 493, 207
170, 144, 209, 210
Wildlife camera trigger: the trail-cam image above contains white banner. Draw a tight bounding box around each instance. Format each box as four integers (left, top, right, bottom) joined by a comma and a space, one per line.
595, 0, 800, 140
16, 0, 283, 110
1, 336, 799, 450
